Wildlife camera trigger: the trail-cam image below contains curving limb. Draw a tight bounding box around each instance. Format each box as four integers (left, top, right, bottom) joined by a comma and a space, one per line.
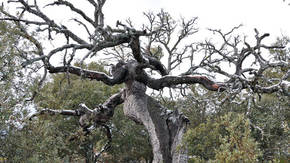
136, 74, 226, 91
48, 63, 127, 85
28, 89, 124, 161
117, 20, 169, 76
137, 72, 289, 95
29, 89, 125, 122
144, 54, 169, 76
16, 0, 88, 44
45, 0, 96, 27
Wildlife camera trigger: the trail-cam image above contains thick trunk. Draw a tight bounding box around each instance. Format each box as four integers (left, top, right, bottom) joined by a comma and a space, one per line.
123, 81, 188, 163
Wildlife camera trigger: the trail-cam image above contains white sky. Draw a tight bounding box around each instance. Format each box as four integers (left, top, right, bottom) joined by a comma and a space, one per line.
103, 0, 290, 39
102, 0, 290, 74
2, 0, 289, 41
2, 0, 289, 73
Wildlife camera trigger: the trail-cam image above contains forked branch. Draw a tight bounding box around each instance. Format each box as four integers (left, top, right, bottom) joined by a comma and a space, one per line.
28, 89, 124, 161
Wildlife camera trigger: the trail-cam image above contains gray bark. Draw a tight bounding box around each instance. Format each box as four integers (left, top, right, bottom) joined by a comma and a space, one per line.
123, 81, 188, 163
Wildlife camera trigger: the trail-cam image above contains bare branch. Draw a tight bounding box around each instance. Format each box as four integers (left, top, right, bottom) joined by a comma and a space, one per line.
0, 18, 47, 25
29, 89, 125, 124
29, 108, 79, 120
48, 65, 126, 85
130, 36, 146, 63
16, 0, 88, 44
144, 54, 169, 76
136, 74, 226, 91
70, 18, 92, 38
95, 0, 106, 27
94, 124, 112, 161
45, 0, 95, 26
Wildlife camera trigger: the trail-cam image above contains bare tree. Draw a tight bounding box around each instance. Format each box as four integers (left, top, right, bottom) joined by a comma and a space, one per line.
1, 0, 289, 162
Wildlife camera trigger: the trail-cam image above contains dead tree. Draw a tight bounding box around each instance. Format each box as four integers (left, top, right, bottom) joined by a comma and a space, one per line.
1, 0, 289, 162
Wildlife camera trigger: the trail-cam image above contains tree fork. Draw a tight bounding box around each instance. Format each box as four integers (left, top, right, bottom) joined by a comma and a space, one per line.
124, 81, 189, 163
28, 90, 124, 162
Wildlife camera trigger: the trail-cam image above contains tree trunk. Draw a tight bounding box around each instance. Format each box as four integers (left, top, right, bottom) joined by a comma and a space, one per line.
123, 81, 188, 163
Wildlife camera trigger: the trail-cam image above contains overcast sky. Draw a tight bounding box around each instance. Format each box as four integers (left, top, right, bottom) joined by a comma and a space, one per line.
2, 0, 289, 39
103, 0, 290, 39
3, 0, 289, 67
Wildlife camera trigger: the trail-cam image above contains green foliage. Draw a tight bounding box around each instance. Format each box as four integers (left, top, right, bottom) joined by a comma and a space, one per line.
0, 17, 39, 160
1, 120, 64, 162
30, 62, 122, 161
184, 112, 261, 163
0, 17, 22, 109
214, 113, 261, 162
269, 36, 289, 63
103, 108, 152, 162
248, 94, 289, 162
36, 62, 116, 110
1, 61, 153, 162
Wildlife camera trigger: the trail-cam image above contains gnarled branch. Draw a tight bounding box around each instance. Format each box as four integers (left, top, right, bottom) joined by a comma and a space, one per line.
48, 64, 127, 86
136, 73, 226, 91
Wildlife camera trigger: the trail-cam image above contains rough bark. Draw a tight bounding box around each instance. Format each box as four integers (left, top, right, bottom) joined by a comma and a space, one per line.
123, 81, 188, 163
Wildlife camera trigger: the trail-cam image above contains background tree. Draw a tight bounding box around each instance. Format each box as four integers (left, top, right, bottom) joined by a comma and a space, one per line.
1, 1, 289, 162
34, 62, 153, 162
184, 112, 262, 162
181, 38, 289, 162
0, 14, 45, 161
1, 61, 153, 162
